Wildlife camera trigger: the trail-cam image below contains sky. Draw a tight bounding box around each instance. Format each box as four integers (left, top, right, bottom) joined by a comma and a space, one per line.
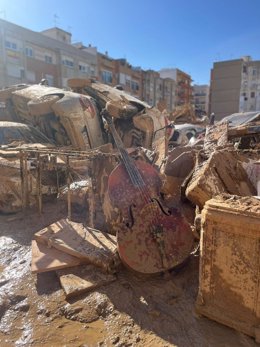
0, 0, 260, 85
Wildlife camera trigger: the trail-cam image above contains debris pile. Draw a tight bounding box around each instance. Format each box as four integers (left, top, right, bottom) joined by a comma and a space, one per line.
0, 81, 259, 345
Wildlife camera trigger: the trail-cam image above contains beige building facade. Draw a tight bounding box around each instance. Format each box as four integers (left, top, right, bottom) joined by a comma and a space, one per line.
159, 68, 192, 106
115, 59, 143, 99
142, 70, 176, 112
97, 52, 117, 86
209, 56, 260, 120
0, 19, 97, 89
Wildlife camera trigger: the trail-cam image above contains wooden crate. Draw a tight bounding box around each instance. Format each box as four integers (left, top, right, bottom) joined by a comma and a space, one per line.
196, 195, 260, 340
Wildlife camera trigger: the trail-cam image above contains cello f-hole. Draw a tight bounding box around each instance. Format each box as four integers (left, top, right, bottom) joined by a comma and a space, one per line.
125, 204, 136, 228
150, 198, 171, 216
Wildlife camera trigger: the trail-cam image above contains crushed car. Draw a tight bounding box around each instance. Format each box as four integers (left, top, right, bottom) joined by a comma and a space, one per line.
0, 84, 104, 150
218, 111, 260, 149
0, 80, 170, 151
219, 111, 260, 127
168, 123, 205, 147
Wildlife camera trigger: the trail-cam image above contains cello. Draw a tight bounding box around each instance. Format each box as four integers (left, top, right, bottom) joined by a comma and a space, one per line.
103, 108, 194, 274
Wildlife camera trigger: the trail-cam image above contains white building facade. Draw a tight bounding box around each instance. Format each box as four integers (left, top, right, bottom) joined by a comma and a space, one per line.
0, 19, 97, 89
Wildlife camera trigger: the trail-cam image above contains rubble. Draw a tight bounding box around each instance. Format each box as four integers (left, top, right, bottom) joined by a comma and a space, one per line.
186, 149, 257, 208
170, 103, 208, 125
57, 265, 116, 299
0, 78, 259, 345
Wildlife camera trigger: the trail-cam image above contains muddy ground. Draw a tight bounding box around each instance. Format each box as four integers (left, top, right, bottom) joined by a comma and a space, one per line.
0, 200, 258, 347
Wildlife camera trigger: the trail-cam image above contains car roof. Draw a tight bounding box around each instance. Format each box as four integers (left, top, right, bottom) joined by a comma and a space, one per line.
220, 112, 260, 127
173, 123, 205, 131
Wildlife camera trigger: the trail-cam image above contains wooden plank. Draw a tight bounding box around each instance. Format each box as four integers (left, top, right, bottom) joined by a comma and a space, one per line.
31, 240, 84, 274
57, 265, 116, 298
34, 219, 120, 273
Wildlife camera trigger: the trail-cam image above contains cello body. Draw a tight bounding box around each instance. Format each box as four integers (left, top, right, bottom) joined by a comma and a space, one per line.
108, 160, 162, 216
104, 110, 194, 274
108, 160, 194, 274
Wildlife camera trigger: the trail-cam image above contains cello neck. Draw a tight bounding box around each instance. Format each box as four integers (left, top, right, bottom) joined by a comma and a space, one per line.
104, 111, 145, 188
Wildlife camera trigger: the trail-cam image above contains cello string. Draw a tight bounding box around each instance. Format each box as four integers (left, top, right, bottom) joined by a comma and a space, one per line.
110, 117, 160, 209
107, 114, 166, 266
108, 116, 152, 204
113, 124, 162, 233
106, 114, 160, 247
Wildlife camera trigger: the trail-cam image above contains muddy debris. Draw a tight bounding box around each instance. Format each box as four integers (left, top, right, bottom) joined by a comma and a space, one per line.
0, 82, 260, 346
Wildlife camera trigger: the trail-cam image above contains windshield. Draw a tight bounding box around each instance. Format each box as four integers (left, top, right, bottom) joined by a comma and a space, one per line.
0, 126, 51, 145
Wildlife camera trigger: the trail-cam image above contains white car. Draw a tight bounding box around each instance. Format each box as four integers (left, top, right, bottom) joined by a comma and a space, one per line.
168, 123, 205, 147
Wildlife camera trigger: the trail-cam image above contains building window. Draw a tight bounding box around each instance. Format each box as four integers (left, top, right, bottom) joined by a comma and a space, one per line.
25, 47, 33, 58
101, 70, 112, 84
243, 65, 247, 73
45, 55, 53, 64
251, 92, 255, 98
131, 81, 139, 91
79, 64, 87, 72
5, 40, 17, 50
62, 59, 74, 67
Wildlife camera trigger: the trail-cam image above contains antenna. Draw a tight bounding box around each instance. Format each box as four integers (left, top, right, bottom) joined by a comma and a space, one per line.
53, 13, 59, 26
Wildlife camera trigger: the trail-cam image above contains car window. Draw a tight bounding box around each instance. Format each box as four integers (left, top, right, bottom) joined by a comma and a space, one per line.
0, 126, 51, 145
170, 130, 180, 141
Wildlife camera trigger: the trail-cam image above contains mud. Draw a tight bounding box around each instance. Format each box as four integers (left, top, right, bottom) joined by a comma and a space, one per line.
197, 195, 260, 339
0, 200, 258, 346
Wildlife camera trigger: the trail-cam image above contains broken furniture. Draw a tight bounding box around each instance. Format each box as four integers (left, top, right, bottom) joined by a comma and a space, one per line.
32, 219, 120, 298
34, 219, 120, 274
196, 195, 260, 341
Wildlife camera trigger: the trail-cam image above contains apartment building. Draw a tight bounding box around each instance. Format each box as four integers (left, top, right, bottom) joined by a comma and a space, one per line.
162, 78, 176, 112
0, 19, 97, 88
209, 59, 243, 120
97, 52, 117, 86
193, 84, 209, 115
113, 59, 143, 99
239, 57, 260, 112
209, 56, 260, 120
142, 70, 176, 112
142, 69, 160, 106
159, 68, 192, 106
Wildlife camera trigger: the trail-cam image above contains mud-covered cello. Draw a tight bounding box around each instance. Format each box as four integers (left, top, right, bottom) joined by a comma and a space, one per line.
103, 108, 194, 274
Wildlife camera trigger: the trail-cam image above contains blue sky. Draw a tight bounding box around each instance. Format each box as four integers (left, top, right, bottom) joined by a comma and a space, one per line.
0, 0, 260, 84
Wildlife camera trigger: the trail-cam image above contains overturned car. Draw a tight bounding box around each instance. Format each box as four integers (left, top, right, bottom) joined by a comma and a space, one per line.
0, 80, 169, 151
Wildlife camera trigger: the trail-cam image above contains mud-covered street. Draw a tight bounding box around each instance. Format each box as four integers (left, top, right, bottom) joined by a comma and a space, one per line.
0, 200, 258, 347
